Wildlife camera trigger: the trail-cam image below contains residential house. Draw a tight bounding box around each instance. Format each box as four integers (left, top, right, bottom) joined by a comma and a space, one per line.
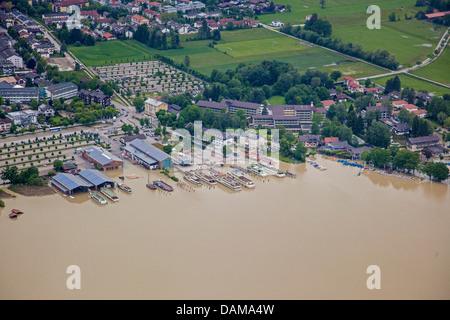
145, 97, 168, 118
0, 117, 13, 132
298, 135, 320, 148
38, 104, 55, 117
131, 14, 149, 25
52, 0, 89, 13
271, 19, 284, 27
78, 89, 111, 107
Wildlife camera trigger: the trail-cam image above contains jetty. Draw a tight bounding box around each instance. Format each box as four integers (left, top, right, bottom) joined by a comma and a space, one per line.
100, 187, 119, 202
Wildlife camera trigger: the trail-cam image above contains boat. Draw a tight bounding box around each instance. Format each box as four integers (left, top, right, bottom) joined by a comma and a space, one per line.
246, 164, 267, 177
228, 169, 255, 189
11, 209, 23, 215
146, 174, 157, 190
194, 171, 217, 185
286, 170, 297, 178
153, 180, 174, 192
9, 212, 17, 219
90, 191, 107, 205
119, 176, 124, 180
70, 195, 75, 199
258, 163, 285, 178
117, 182, 132, 193
210, 170, 242, 191
100, 187, 119, 202
184, 172, 203, 186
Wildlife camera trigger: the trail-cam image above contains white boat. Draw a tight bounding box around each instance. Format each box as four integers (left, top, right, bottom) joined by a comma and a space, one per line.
259, 163, 285, 178
247, 164, 267, 177
228, 169, 255, 189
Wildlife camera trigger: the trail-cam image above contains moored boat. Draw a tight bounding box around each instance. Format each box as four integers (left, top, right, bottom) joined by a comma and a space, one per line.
146, 183, 157, 190
184, 172, 203, 186
153, 180, 174, 192
194, 171, 217, 185
286, 170, 297, 178
247, 164, 267, 177
117, 182, 132, 193
90, 191, 107, 205
228, 169, 255, 189
101, 187, 119, 202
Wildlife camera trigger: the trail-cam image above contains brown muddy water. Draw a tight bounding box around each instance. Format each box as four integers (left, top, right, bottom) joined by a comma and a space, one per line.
0, 156, 449, 299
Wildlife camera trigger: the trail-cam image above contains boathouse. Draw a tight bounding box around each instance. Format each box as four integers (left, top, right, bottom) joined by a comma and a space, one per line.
78, 169, 116, 189
51, 173, 94, 195
81, 146, 123, 171
124, 139, 172, 170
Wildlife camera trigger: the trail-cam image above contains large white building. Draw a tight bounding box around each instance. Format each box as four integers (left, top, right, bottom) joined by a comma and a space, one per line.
6, 110, 38, 126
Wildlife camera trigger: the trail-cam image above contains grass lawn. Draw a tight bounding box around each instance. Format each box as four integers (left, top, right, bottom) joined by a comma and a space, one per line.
69, 40, 157, 66
373, 74, 450, 96
69, 28, 386, 79
267, 95, 286, 105
411, 45, 450, 86
256, 0, 445, 66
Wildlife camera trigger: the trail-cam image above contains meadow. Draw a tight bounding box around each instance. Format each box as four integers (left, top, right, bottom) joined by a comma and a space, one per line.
373, 74, 450, 96
257, 0, 446, 66
69, 28, 385, 79
411, 46, 450, 86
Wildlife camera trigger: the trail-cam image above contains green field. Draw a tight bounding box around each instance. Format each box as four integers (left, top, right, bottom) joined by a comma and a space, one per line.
411, 45, 450, 86
257, 0, 445, 66
69, 28, 386, 79
267, 95, 286, 105
373, 74, 450, 96
69, 40, 156, 66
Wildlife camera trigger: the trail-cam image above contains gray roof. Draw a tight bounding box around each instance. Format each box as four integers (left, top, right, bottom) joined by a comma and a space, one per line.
47, 82, 78, 94
408, 135, 440, 144
78, 169, 115, 186
52, 173, 93, 191
83, 146, 122, 165
129, 139, 170, 162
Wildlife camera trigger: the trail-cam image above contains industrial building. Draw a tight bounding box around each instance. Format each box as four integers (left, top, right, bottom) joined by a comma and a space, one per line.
51, 169, 115, 195
124, 139, 172, 170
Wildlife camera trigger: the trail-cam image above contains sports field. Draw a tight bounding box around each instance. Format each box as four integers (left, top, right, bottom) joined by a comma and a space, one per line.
373, 74, 450, 96
257, 0, 446, 66
69, 28, 386, 79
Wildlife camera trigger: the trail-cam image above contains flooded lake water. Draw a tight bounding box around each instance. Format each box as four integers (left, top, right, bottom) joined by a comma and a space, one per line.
1, 156, 449, 299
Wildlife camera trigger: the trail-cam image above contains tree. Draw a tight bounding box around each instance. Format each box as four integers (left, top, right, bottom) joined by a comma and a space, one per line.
389, 12, 397, 22
330, 70, 342, 82
367, 122, 390, 148
163, 145, 173, 154
133, 97, 145, 113
320, 0, 326, 8
384, 76, 401, 93
184, 55, 190, 68
370, 147, 391, 168
26, 58, 36, 69
432, 163, 449, 182
1, 166, 19, 184
393, 149, 420, 173
293, 142, 307, 162
53, 159, 64, 172
422, 162, 435, 180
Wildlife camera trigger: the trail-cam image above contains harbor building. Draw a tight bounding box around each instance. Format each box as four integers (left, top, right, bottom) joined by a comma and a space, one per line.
51, 172, 94, 195
78, 169, 116, 189
81, 146, 123, 171
124, 139, 172, 170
